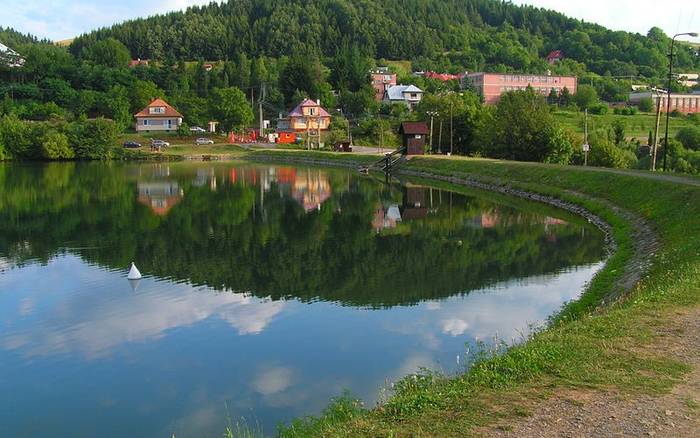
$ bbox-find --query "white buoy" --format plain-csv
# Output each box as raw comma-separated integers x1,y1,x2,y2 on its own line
127,262,142,280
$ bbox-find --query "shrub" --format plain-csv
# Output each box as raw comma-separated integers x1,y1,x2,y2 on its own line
588,103,609,115
68,118,118,160
588,133,635,168
0,114,40,159
41,130,74,160
676,126,700,151
637,97,654,113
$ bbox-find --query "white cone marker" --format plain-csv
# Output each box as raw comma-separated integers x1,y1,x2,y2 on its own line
127,262,142,280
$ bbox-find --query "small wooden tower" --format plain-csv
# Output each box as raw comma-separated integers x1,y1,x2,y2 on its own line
399,122,429,155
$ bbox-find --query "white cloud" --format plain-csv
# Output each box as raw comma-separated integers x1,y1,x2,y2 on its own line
0,256,287,358
251,366,295,396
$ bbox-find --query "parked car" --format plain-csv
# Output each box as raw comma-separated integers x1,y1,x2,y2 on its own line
151,139,170,148
122,141,142,149
190,126,206,133
195,138,215,145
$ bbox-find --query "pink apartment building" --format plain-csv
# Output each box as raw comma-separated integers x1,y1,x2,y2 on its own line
371,69,397,101
462,72,578,105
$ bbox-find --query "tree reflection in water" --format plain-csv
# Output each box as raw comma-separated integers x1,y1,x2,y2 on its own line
0,162,606,308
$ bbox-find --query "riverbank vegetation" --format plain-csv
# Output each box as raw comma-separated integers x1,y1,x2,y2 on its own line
246,150,700,437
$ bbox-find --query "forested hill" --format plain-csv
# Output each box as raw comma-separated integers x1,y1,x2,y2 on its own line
67,0,700,79
0,27,48,48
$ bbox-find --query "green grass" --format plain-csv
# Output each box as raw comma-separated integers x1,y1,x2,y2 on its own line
245,150,700,437
552,110,698,141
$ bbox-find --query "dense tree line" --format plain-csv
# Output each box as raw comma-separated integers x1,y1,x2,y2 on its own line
68,0,700,80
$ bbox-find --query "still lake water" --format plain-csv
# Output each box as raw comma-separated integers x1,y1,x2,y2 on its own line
0,162,606,437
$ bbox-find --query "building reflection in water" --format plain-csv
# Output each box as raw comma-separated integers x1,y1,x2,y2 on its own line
137,181,184,216
229,166,332,213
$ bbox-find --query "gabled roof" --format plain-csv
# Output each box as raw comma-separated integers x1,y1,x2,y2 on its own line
288,99,332,118
546,50,564,59
134,98,183,118
399,121,429,135
386,85,423,100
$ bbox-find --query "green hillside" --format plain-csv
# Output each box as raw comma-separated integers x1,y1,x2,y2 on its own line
68,0,699,80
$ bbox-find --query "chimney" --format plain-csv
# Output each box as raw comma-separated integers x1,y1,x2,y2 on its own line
317,99,321,106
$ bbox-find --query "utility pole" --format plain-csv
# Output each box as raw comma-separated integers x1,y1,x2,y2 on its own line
583,109,589,166
426,111,438,154
379,118,384,154
652,90,663,171
258,83,265,142
449,101,454,155
664,32,699,171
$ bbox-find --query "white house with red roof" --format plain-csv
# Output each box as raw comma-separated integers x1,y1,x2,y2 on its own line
277,99,331,132
134,98,183,132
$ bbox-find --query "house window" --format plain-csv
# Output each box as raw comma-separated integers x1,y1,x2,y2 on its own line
167,120,172,129
309,107,316,116
410,93,417,99
143,120,149,126
149,107,165,115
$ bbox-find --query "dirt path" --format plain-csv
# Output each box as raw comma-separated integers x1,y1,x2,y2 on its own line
485,307,700,438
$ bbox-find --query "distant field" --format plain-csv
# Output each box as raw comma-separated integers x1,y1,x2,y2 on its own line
553,111,698,142
383,60,412,76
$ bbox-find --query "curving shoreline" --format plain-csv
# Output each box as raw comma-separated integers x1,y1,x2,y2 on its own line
240,150,700,437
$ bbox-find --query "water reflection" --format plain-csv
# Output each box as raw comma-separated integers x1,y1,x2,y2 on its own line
0,162,607,437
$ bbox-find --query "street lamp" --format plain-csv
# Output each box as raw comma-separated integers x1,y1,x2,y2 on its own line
663,32,698,172
426,111,439,153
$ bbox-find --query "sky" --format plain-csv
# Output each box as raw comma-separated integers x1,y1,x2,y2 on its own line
1,0,699,42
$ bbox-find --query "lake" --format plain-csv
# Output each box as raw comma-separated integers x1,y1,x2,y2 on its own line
0,162,606,437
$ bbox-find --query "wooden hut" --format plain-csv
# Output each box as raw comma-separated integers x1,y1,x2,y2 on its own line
399,122,429,155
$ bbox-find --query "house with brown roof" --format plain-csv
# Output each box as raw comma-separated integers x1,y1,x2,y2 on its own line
134,98,183,132
277,99,332,132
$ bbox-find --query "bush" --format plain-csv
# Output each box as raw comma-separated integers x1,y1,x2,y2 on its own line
543,127,575,165
41,131,74,160
637,97,654,113
67,118,118,160
588,103,609,115
0,114,40,158
676,126,700,151
588,133,635,168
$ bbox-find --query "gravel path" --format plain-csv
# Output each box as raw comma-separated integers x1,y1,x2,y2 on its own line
485,307,700,438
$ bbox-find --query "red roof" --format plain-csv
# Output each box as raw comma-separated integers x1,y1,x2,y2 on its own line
400,122,429,135
134,98,183,118
424,71,466,81
546,50,564,60
129,59,149,68
288,99,331,118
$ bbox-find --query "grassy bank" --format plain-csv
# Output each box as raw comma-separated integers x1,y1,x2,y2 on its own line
245,150,700,437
